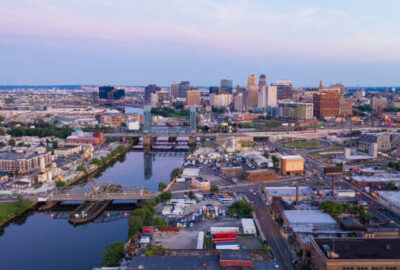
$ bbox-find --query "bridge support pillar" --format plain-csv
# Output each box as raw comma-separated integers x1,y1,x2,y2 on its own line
143,136,154,151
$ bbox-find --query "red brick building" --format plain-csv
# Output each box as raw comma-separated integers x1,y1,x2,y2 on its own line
66,131,104,146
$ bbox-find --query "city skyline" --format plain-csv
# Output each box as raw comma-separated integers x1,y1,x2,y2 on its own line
1,0,400,86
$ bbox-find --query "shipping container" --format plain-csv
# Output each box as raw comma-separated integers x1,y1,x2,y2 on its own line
210,227,239,235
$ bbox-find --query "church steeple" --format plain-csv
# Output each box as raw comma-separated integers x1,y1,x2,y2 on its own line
318,80,323,92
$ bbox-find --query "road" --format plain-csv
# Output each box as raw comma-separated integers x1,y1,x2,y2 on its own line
244,189,296,270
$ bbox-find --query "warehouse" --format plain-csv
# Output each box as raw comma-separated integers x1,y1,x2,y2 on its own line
282,210,338,231
264,186,314,203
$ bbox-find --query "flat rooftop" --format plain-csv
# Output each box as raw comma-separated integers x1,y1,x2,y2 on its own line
283,210,337,225
0,151,43,160
280,155,304,160
265,186,314,197
315,238,400,260
378,191,400,208
352,174,400,182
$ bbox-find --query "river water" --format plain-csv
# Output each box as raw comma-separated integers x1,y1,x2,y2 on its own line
0,151,183,270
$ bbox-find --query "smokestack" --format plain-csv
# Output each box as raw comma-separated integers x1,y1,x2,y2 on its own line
296,185,299,205
331,176,335,197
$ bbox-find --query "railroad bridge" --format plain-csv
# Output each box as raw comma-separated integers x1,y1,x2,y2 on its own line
40,182,159,202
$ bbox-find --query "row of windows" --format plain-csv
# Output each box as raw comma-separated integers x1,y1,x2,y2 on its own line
342,267,397,270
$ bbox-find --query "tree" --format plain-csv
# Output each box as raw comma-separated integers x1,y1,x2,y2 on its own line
52,141,58,149
18,142,24,147
210,185,219,194
170,167,181,181
230,200,253,215
158,182,167,192
188,191,194,198
101,241,125,267
351,130,361,137
271,156,279,168
8,139,15,146
384,181,398,191
128,215,143,236
0,128,5,135
263,151,270,159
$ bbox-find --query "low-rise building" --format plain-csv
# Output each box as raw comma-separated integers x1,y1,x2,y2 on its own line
264,186,314,203
66,130,104,146
282,210,338,232
377,191,400,216
279,155,304,175
278,102,313,120
310,238,400,270
246,169,276,183
358,133,391,151
54,145,82,157
191,177,210,190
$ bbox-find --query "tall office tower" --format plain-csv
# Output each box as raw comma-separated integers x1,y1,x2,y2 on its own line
178,81,190,98
209,86,220,95
266,86,278,108
272,80,293,100
144,84,160,105
258,86,267,109
236,85,244,94
189,106,197,132
170,82,179,98
187,90,201,106
259,74,267,89
234,93,244,112
143,106,152,132
220,79,233,94
246,74,259,109
313,91,340,118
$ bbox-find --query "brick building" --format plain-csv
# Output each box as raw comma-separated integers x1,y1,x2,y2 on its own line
66,130,104,146
313,91,340,118
246,169,276,183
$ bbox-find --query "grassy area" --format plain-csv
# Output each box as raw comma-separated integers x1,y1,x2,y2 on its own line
284,140,321,149
0,200,35,224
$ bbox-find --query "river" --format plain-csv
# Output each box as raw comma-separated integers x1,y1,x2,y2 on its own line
0,151,184,270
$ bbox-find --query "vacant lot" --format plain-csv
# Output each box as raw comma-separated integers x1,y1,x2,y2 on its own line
284,140,321,149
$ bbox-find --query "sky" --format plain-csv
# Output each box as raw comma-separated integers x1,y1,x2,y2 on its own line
1,0,400,87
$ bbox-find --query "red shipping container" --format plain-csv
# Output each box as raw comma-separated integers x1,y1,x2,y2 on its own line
213,238,237,244
142,226,154,234
214,232,236,239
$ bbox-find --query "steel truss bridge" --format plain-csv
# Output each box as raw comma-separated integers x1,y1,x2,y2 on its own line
36,181,159,202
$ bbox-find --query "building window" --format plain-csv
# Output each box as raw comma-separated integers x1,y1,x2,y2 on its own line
386,268,397,270
343,268,354,270
371,268,383,270
357,268,368,270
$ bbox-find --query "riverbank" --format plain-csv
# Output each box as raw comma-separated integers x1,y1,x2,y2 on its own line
1,140,136,226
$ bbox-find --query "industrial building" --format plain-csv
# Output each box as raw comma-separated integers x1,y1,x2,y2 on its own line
358,133,391,151
264,186,314,203
245,169,276,183
278,102,313,120
377,191,400,216
282,210,338,232
66,130,104,146
310,238,400,270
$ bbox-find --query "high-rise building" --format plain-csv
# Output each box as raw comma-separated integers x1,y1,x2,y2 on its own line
210,94,233,108
143,106,152,132
144,84,160,105
209,86,219,95
170,82,179,98
178,81,190,98
246,74,258,109
99,86,125,105
266,86,278,108
258,86,267,109
339,98,353,117
330,83,345,96
234,93,244,112
220,79,233,94
313,91,340,118
272,80,293,100
187,90,201,106
259,74,267,89
278,102,313,120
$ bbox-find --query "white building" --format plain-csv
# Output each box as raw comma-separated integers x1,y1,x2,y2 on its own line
241,218,257,235
210,94,232,108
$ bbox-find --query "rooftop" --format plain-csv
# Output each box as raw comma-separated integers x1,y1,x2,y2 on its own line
0,150,44,160
314,238,400,260
128,255,220,270
265,186,313,197
280,155,304,160
219,250,252,262
352,174,400,182
377,191,400,208
283,210,337,225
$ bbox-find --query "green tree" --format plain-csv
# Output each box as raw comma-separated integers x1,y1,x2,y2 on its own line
158,182,167,192
230,200,253,216
101,241,125,267
384,181,398,191
188,191,194,198
52,141,58,149
271,156,279,168
8,139,15,146
210,185,219,194
263,151,270,159
128,215,144,236
170,167,181,181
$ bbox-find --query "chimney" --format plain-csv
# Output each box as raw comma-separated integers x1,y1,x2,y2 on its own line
296,185,299,205
331,176,335,197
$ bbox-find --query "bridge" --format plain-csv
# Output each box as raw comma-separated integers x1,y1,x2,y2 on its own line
34,182,159,202
105,126,395,139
